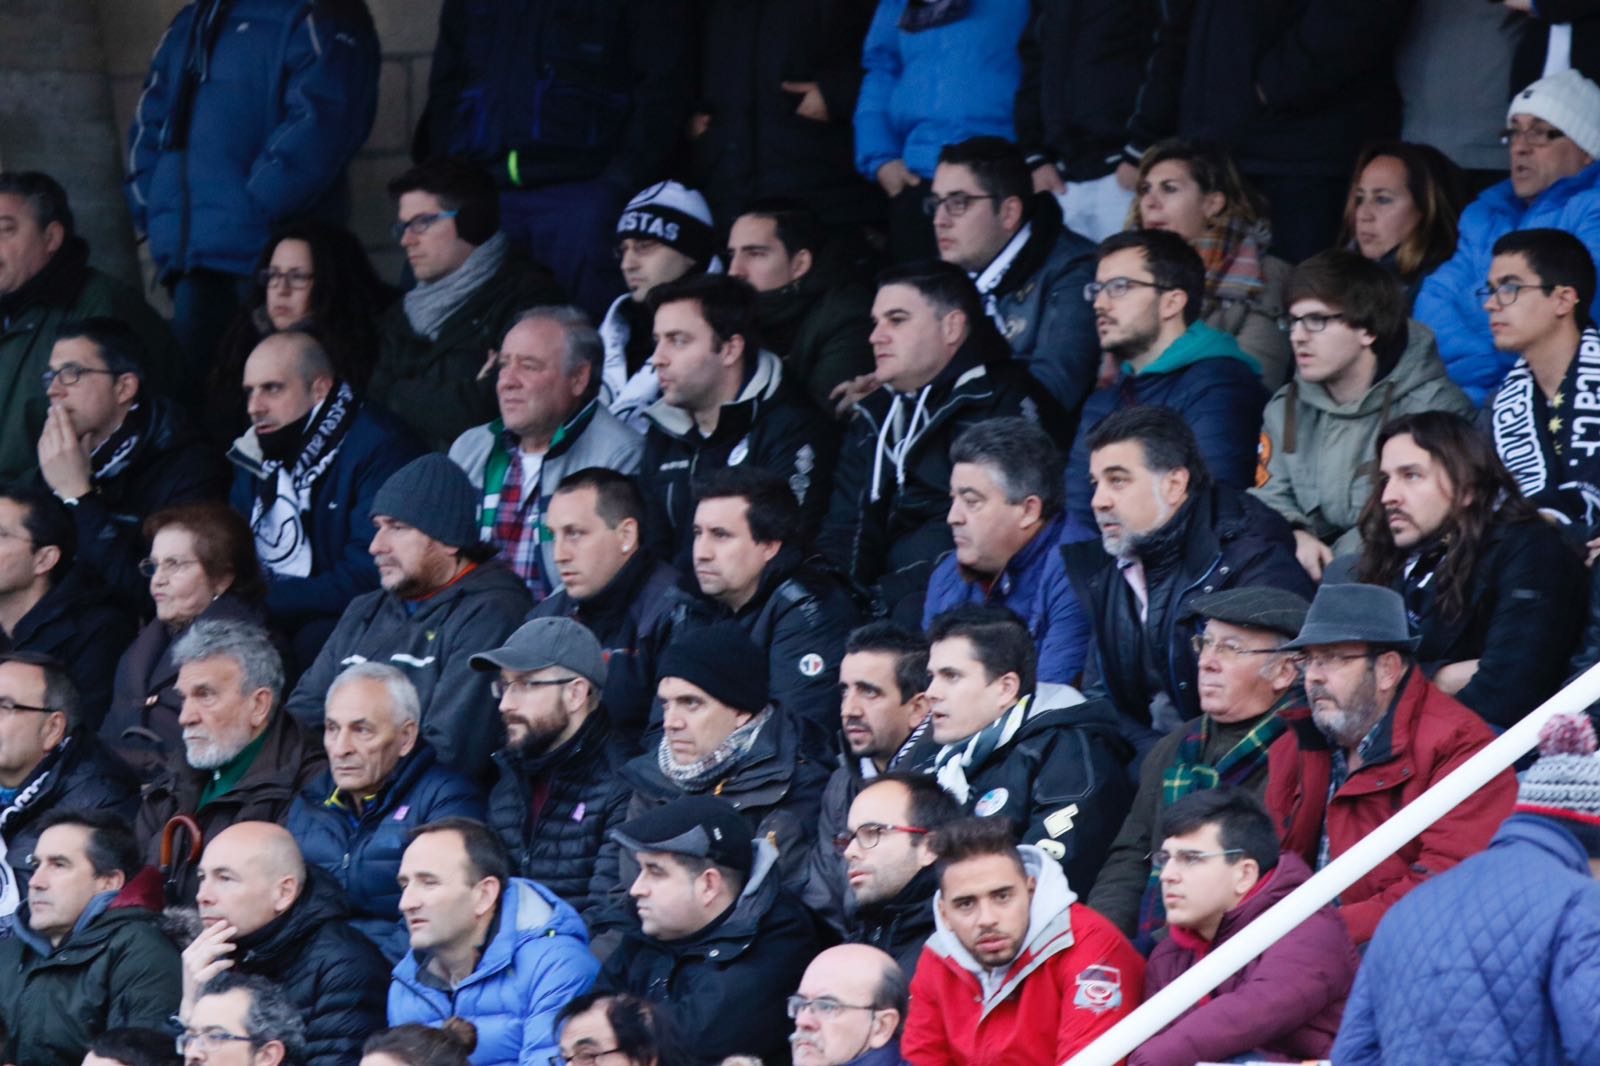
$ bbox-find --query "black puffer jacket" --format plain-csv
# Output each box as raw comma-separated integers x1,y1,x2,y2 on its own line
488,711,632,925
2,567,137,733
0,730,139,896
232,865,391,1066
846,864,937,978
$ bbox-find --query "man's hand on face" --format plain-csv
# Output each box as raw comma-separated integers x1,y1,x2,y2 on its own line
36,403,93,500
179,921,238,1020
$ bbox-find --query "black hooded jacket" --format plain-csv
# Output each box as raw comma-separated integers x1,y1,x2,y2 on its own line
2,567,137,733
0,730,140,897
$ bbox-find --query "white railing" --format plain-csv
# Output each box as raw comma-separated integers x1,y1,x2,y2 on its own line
1063,660,1600,1066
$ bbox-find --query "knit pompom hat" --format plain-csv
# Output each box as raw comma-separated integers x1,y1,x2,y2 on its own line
1517,713,1600,856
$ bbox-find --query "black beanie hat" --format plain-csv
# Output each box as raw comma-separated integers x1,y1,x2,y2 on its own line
657,622,768,714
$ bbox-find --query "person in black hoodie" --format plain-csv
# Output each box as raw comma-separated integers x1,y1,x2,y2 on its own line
0,484,135,731
179,822,390,1066
818,261,1069,623
0,653,139,898
36,318,226,617
637,274,839,574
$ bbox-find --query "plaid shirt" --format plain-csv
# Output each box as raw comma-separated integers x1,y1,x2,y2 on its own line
487,439,549,600
1318,717,1386,873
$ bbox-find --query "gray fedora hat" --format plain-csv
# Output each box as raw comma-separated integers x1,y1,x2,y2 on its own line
1279,583,1421,652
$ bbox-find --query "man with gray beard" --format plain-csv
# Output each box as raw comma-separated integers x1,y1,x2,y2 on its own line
136,620,325,902
1264,584,1516,946
1062,406,1311,754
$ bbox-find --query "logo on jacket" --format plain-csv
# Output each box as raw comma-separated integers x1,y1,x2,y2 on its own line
729,438,751,465
1003,315,1026,340
973,787,1009,817
798,653,824,677
1255,431,1272,488
1073,965,1124,1015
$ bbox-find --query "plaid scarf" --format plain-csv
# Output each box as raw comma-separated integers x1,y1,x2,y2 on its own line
1191,216,1269,319
656,708,772,792
1135,699,1291,938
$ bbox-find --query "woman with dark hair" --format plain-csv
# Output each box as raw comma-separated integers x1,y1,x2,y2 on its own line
1340,141,1466,303
552,993,690,1066
1128,139,1293,389
361,1019,477,1066
101,502,270,779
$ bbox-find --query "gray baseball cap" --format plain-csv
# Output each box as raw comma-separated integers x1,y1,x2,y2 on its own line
469,617,608,688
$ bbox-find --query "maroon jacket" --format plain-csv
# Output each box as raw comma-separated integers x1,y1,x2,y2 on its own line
1130,853,1358,1066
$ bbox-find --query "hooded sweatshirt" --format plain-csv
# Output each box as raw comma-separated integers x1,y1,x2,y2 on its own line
902,844,1145,1066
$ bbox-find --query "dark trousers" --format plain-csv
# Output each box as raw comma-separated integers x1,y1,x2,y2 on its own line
1248,172,1350,265
169,269,252,389
500,179,630,322
887,185,940,264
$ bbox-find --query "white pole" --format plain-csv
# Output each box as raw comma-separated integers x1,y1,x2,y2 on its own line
1063,660,1600,1066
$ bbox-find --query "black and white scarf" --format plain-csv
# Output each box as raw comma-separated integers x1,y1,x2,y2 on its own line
933,695,1033,804
971,221,1031,333
246,381,358,578
1489,326,1600,527
90,401,148,483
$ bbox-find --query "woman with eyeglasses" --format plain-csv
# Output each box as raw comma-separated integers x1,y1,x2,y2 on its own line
361,1019,478,1066
102,503,270,780
1126,139,1294,390
1338,141,1465,306
550,993,688,1066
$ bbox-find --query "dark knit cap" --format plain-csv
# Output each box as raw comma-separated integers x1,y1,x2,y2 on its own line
370,454,481,550
657,622,768,714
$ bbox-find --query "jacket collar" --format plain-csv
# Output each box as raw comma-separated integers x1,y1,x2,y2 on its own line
989,193,1066,301
0,237,90,324
577,550,665,626
504,705,611,779
642,349,786,441
494,396,602,463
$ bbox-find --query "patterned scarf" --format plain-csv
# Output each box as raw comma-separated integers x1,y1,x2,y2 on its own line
934,695,1033,804
1191,216,1269,319
656,707,771,792
247,381,358,578
403,232,509,340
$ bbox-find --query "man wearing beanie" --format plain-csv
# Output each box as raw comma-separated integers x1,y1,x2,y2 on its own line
372,159,565,451
596,794,828,1065
591,621,830,930
601,181,723,428
284,454,531,779
1418,68,1600,403
1337,713,1600,1066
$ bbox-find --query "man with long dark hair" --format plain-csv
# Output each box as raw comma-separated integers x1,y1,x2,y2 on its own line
1350,409,1586,729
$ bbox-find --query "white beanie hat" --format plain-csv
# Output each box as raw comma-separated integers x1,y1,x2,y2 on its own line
1508,69,1600,159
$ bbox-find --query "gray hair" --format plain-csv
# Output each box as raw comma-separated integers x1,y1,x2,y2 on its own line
949,417,1066,519
198,972,306,1064
171,620,285,704
514,305,604,390
325,661,422,728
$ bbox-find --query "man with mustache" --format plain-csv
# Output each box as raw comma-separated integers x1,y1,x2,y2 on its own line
1266,583,1517,945
787,944,911,1066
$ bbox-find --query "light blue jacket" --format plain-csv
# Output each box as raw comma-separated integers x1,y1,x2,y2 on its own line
853,0,1029,180
388,878,599,1066
1415,160,1600,403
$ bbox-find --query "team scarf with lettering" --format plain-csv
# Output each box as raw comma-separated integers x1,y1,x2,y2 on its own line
247,382,358,578
1489,326,1600,527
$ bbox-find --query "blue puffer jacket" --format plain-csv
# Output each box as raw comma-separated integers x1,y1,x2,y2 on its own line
854,0,1029,180
285,748,486,961
1066,322,1266,523
388,877,600,1066
1415,161,1600,404
1334,814,1600,1066
125,0,380,278
923,512,1099,684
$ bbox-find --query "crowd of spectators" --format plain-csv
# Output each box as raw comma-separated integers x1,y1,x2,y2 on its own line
3,1,1600,1064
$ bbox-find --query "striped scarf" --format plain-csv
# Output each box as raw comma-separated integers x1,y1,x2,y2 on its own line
1191,216,1270,319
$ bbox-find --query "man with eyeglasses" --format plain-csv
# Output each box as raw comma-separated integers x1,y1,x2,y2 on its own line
35,318,225,616
1088,587,1306,944
472,619,630,930
0,811,179,1066
596,795,825,1066
1418,69,1600,403
372,160,564,451
177,972,304,1066
0,653,138,903
787,944,910,1066
1265,583,1517,945
902,816,1144,1066
1128,788,1357,1066
230,331,422,670
1251,249,1471,581
927,138,1099,418
283,454,531,780
1064,230,1267,523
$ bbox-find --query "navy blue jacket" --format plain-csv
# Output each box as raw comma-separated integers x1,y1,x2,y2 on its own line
284,748,485,960
125,0,380,278
1336,814,1600,1066
924,512,1097,685
230,402,424,631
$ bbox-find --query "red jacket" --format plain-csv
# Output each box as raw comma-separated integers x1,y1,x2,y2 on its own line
903,846,1146,1066
1265,668,1515,943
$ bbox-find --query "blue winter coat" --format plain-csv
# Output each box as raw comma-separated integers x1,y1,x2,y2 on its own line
125,0,380,278
1066,322,1267,523
388,878,600,1066
229,402,424,630
923,512,1098,684
1334,814,1600,1066
854,0,1029,180
1416,160,1600,404
285,749,486,961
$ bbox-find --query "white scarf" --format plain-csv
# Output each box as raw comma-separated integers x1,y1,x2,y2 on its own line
934,695,1033,804
970,221,1032,331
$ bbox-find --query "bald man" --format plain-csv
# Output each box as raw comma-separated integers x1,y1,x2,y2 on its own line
228,331,422,669
788,945,910,1066
181,822,389,1066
